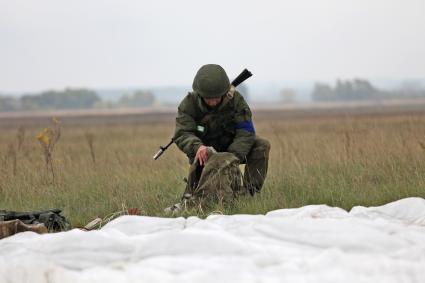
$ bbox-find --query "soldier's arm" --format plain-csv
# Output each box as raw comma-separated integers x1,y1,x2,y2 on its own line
173,95,203,161
227,93,256,161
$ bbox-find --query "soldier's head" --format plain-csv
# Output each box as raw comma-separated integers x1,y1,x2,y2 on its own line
192,64,230,107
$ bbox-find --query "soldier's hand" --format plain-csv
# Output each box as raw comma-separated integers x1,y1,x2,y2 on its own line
195,145,208,166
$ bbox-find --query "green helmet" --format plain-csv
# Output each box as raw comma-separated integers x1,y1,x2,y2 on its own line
192,64,230,98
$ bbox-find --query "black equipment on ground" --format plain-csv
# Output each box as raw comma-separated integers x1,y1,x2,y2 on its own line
0,209,71,232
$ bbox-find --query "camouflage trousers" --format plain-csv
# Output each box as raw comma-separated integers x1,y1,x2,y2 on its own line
184,137,270,204
241,137,271,195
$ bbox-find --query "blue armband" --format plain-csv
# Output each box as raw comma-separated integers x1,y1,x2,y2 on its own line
236,121,255,133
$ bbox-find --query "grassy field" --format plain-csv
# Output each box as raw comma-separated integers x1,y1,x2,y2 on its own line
1,107,425,227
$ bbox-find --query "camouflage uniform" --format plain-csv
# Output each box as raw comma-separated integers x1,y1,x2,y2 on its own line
174,64,270,198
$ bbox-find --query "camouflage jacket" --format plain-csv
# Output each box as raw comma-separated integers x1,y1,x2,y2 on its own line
174,91,255,163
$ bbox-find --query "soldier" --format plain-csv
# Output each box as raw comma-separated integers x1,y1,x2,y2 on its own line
173,64,270,205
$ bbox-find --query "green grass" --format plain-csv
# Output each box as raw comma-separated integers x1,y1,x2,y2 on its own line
1,113,425,227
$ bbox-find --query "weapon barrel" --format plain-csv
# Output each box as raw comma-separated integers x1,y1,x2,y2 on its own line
153,138,174,160
153,149,165,160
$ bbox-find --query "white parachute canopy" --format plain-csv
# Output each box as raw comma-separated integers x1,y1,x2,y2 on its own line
1,197,425,283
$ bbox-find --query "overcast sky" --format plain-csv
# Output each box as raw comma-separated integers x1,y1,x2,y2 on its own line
1,0,424,92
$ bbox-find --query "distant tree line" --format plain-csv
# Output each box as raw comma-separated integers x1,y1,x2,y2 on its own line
0,88,100,112
0,88,156,112
22,88,100,110
312,79,425,102
0,96,20,112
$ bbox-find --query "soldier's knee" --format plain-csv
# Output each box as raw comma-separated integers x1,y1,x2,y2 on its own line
249,137,270,159
255,138,271,154
259,138,271,152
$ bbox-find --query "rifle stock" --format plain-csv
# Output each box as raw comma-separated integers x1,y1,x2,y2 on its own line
231,69,252,87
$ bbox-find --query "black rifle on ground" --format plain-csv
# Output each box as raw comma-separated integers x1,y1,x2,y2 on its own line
153,68,253,160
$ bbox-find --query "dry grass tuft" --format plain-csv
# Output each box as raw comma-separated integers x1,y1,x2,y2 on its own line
36,118,61,182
